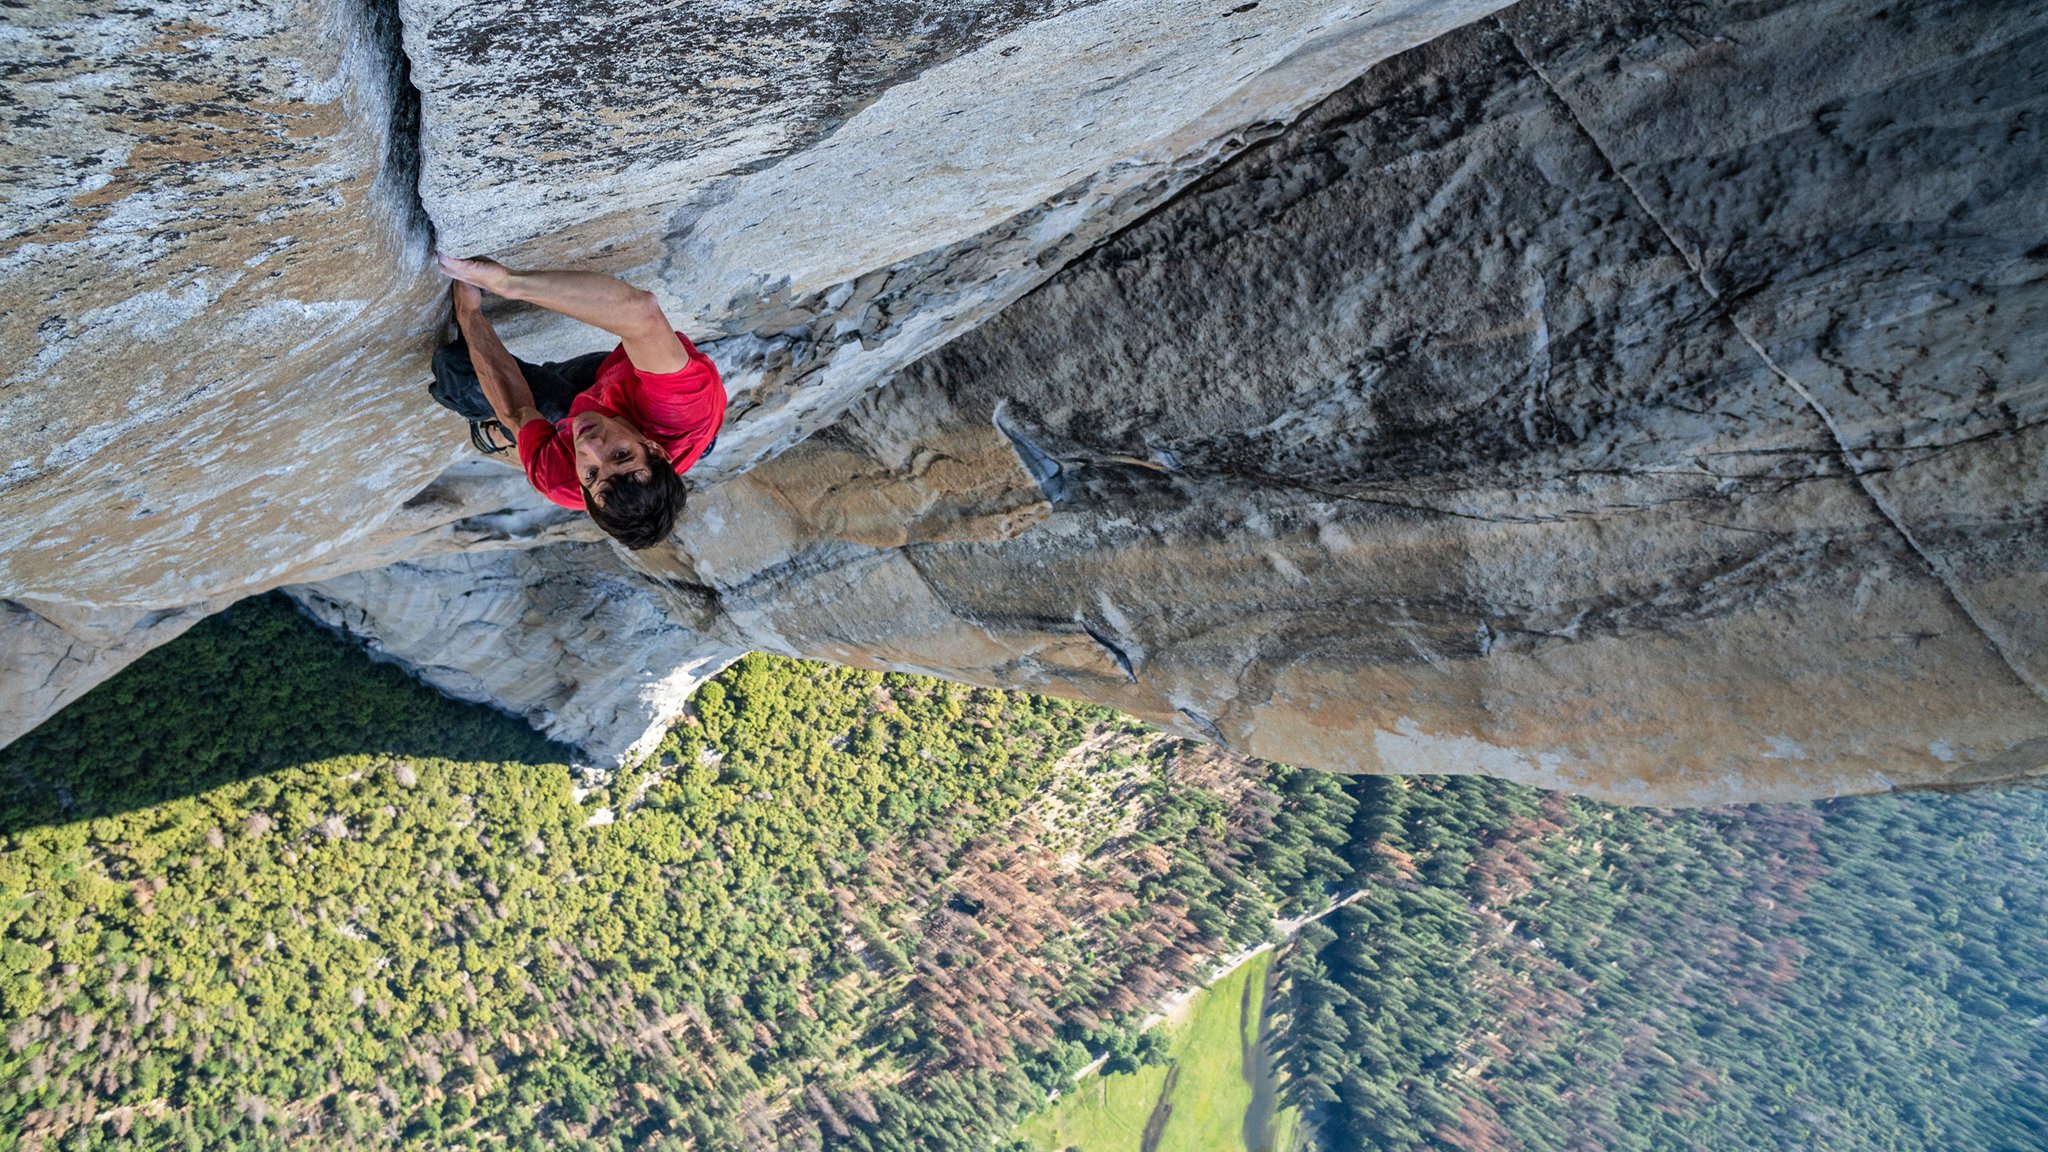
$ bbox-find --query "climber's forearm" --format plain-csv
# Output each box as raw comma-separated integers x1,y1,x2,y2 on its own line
440,254,691,375
496,269,651,334
454,292,542,430
498,269,692,375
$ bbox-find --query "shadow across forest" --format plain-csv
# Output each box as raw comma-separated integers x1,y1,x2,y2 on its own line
0,593,573,835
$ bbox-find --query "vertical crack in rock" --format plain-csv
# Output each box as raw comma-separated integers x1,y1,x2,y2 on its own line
1500,18,2048,706
357,0,434,256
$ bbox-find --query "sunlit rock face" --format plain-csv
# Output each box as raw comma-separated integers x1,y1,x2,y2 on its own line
0,0,492,744
0,0,452,610
6,0,2044,803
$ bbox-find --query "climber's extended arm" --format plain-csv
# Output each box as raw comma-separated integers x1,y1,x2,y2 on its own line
438,255,691,376
451,281,543,433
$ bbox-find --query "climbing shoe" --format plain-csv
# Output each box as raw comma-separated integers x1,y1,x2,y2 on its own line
469,418,513,456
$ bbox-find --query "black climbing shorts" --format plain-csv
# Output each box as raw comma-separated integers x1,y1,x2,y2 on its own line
426,339,611,426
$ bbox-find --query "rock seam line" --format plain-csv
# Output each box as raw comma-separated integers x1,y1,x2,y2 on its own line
1500,18,2048,706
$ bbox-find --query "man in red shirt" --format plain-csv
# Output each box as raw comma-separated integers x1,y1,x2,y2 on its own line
430,254,725,550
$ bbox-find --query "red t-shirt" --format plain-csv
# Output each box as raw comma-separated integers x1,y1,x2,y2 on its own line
517,332,725,510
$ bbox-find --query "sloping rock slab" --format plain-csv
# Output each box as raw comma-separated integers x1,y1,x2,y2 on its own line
0,0,461,608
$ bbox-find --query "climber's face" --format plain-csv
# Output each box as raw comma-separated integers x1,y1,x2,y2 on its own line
571,410,655,508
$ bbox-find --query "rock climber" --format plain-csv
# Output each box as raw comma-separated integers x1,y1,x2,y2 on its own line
428,254,725,551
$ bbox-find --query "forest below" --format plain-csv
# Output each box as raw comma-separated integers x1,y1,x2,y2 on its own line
1263,772,2047,1150
0,596,2042,1151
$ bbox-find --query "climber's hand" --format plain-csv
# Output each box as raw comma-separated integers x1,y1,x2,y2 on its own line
437,253,510,295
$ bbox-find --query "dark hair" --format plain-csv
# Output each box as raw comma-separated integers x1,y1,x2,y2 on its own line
584,451,686,550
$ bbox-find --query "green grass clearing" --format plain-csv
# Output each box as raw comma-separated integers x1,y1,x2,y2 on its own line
1262,1104,1300,1152
1018,950,1299,1152
1018,1057,1174,1152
